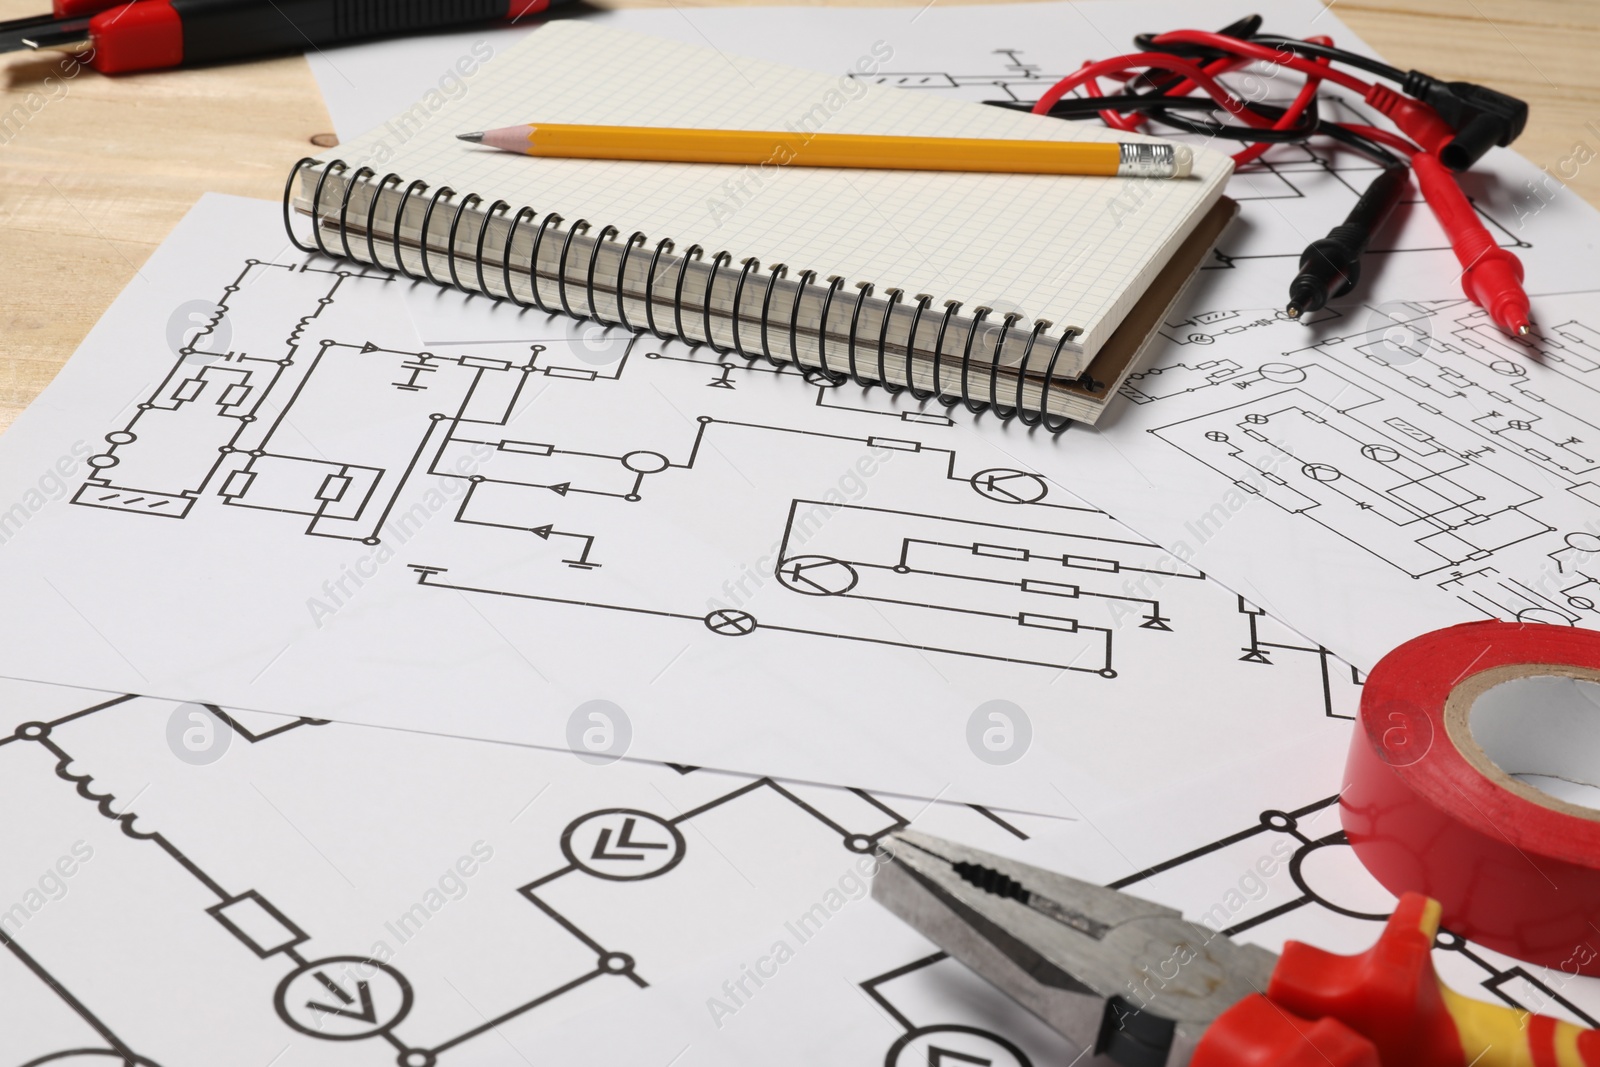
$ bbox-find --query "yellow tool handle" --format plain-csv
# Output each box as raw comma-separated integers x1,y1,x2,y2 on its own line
1444,986,1600,1067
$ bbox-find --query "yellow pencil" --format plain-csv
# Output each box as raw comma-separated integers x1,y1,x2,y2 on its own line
457,124,1194,178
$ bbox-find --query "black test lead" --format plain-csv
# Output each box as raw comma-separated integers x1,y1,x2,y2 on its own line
1286,165,1410,320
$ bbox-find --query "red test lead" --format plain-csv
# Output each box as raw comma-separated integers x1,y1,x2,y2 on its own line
1410,151,1532,336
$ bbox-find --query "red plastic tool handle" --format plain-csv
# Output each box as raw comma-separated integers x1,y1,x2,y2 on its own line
1196,893,1600,1067
1266,894,1465,1067
54,0,123,16
1192,996,1380,1067
87,0,182,74
81,0,557,74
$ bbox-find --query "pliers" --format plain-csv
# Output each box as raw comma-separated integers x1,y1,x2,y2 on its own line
873,829,1600,1067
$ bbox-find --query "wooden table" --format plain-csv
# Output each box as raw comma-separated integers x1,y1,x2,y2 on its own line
2,0,1596,431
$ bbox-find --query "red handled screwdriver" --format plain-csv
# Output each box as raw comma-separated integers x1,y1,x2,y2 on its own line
0,0,571,75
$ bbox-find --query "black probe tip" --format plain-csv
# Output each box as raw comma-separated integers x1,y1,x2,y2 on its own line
1286,234,1361,320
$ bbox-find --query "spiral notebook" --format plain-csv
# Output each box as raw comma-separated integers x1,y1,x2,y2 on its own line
284,21,1235,425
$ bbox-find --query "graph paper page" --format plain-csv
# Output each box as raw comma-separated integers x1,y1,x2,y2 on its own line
327,20,1232,357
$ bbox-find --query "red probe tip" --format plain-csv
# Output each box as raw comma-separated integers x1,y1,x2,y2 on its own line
1462,250,1533,338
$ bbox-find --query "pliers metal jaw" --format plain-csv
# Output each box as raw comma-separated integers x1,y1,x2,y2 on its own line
872,829,1277,1067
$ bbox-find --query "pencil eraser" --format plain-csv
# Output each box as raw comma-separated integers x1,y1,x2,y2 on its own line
1172,145,1194,179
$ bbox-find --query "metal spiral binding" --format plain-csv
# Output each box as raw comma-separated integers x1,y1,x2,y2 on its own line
957,306,992,416
702,251,734,355
642,237,676,341
500,207,537,309
528,213,564,315
334,165,373,262
584,225,620,325
930,301,963,406
391,180,427,278
614,232,649,333
446,193,483,293
417,186,457,287
364,173,402,269
901,295,939,403
672,244,704,346
758,263,789,368
814,276,850,386
474,200,511,298
873,288,905,396
998,319,1047,421
986,314,1024,416
554,219,590,319
282,157,1083,430
728,257,763,361
845,281,873,386
787,268,818,374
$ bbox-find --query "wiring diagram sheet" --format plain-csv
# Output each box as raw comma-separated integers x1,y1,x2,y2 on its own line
0,195,1362,816
1072,289,1600,668
3,679,1596,1067
309,0,1600,670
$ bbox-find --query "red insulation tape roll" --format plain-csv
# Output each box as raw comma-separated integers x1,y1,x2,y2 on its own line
1343,621,1600,975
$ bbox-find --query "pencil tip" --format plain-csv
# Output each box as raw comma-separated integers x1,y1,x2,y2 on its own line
457,131,485,144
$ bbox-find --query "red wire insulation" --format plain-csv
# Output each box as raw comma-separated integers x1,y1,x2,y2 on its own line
1084,55,1247,133
1031,31,1425,163
1030,34,1437,169
1342,124,1425,158
1148,29,1375,95
1032,28,1532,337
1031,52,1266,126
1079,63,1144,131
1035,48,1341,166
1232,52,1328,167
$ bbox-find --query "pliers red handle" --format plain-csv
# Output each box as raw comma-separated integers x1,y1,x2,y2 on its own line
1197,893,1600,1067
